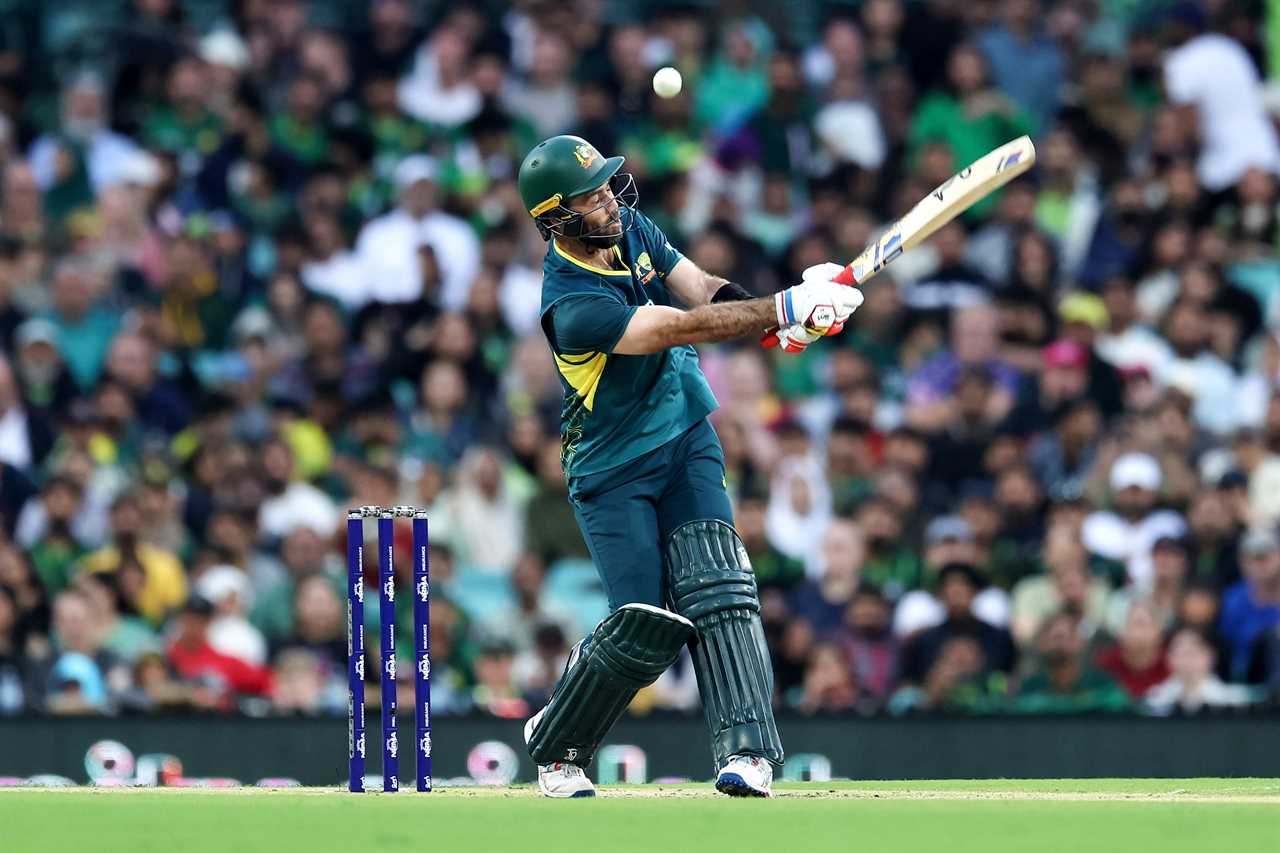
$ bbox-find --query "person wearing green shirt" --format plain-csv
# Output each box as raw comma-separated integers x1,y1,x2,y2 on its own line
269,76,331,166
909,44,1033,218
1011,610,1133,713
141,57,226,165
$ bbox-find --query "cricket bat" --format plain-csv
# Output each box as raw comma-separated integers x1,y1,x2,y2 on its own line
834,135,1036,286
763,135,1036,349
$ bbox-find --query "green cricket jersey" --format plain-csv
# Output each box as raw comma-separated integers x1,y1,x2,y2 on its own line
539,207,718,478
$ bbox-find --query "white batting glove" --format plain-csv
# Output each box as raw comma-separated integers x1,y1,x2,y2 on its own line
763,263,863,353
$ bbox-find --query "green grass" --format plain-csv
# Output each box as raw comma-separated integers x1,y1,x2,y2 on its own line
2,780,1276,853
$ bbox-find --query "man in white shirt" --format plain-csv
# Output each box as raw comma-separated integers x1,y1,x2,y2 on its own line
1082,453,1187,590
28,73,141,195
256,438,338,541
1096,276,1174,377
354,155,480,310
397,26,482,129
1162,9,1280,191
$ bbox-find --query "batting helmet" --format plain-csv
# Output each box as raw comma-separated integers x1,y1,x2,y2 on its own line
518,135,637,242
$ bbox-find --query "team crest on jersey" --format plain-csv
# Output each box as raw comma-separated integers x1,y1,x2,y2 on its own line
574,143,597,169
634,251,655,284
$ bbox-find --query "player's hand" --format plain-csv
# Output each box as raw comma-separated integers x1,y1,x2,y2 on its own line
763,263,862,353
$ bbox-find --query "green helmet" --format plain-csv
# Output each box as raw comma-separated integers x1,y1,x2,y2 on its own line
518,135,631,241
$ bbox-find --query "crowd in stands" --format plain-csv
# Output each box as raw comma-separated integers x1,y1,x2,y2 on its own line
0,0,1279,719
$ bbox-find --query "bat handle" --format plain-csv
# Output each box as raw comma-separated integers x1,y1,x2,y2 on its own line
833,265,857,286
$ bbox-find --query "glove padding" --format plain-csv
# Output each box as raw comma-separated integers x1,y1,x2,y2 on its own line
763,262,862,353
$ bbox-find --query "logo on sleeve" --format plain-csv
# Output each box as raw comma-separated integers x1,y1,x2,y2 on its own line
634,252,655,284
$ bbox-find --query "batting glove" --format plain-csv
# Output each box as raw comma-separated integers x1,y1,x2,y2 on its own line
763,262,863,354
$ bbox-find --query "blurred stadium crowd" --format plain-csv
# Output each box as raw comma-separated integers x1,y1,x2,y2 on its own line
0,0,1279,720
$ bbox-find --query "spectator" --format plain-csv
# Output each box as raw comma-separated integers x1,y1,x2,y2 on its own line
855,497,922,601
103,332,191,436
1082,452,1187,590
1028,396,1101,502
277,574,347,672
256,437,339,541
890,632,1007,713
1106,536,1190,635
834,583,901,704
1218,527,1280,681
765,455,833,569
195,564,267,666
73,571,158,664
1096,599,1171,699
899,562,1017,685
354,155,480,310
442,447,525,573
41,589,129,714
141,55,225,166
470,638,526,719
1146,627,1259,715
1161,4,1280,192
1011,610,1131,713
44,260,119,392
29,72,141,199
399,26,482,129
895,516,1010,635
0,354,53,473
512,621,570,710
1010,530,1111,647
905,304,1020,433
791,640,860,714
481,554,576,649
975,0,1065,132
12,319,79,416
787,519,865,636
523,441,592,568
736,489,805,591
909,42,1032,200
80,491,187,625
0,585,30,713
504,30,577,139
167,596,273,706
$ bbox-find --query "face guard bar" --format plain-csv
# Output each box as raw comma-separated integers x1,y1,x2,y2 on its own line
534,173,639,246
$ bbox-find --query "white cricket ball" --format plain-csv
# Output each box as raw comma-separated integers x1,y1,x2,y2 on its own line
652,66,682,98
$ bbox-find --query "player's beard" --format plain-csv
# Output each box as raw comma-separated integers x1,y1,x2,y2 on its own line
580,215,624,249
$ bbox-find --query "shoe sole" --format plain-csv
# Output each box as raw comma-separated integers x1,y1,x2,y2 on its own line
537,776,596,799
715,773,770,798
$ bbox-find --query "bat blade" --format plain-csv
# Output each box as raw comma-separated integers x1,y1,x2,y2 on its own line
832,135,1036,286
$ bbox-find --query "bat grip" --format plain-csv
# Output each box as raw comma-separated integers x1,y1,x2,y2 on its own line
833,265,857,286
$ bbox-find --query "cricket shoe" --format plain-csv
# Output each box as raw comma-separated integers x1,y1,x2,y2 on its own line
715,755,772,797
524,705,596,798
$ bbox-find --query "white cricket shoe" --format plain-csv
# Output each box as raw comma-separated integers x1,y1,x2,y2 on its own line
535,761,597,798
524,705,596,798
715,755,773,797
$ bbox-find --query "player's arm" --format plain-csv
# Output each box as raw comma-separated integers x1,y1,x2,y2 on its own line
614,300,775,354
614,278,864,355
663,257,735,308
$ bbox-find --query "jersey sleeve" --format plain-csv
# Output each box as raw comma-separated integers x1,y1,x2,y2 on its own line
544,294,638,356
633,210,683,277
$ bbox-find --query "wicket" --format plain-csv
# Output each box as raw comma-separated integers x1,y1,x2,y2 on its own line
347,506,431,793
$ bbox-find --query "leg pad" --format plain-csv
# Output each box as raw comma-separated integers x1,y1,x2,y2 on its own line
666,519,785,770
526,603,694,767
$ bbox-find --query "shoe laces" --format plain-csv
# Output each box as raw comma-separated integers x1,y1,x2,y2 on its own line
551,763,585,778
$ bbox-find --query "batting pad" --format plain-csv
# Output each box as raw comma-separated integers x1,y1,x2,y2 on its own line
526,603,694,768
666,520,785,771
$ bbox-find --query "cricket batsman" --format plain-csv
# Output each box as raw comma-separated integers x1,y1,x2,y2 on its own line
517,136,863,797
